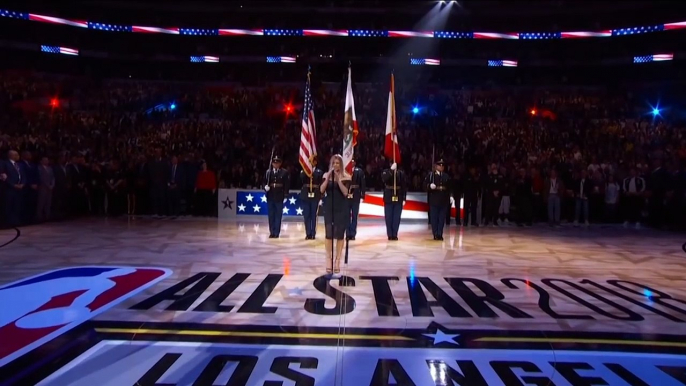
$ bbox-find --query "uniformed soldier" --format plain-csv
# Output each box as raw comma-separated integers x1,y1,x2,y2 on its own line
346,159,366,241
264,156,290,238
425,159,454,240
381,161,407,241
300,156,324,240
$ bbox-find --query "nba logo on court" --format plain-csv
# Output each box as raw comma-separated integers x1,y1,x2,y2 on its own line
0,266,171,367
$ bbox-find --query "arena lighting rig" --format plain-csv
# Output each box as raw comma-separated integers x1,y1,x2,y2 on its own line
2,8,686,40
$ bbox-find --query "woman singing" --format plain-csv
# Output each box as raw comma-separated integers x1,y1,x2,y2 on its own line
320,154,351,274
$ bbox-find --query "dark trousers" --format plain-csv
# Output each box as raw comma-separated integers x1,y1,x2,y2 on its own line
624,195,642,223
22,188,37,224
195,190,213,216
430,204,448,237
168,188,181,216
302,199,318,237
4,189,22,227
150,185,166,216
485,194,501,225
268,200,284,236
348,199,361,237
384,202,402,238
517,197,533,225
463,195,478,225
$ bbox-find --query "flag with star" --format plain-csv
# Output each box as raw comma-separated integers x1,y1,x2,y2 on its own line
235,191,305,216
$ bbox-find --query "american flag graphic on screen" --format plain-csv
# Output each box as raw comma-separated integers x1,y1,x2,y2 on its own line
40,45,79,56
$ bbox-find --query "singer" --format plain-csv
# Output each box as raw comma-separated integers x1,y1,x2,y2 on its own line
320,154,351,274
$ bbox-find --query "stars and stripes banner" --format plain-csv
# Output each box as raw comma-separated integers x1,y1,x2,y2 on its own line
190,55,219,63
40,45,79,56
342,65,359,175
266,56,296,63
409,58,440,66
299,68,318,177
488,60,518,67
234,191,304,216
218,189,463,220
633,53,674,63
4,8,685,41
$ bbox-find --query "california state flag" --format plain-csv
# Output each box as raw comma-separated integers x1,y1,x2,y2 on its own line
342,65,359,174
384,73,401,164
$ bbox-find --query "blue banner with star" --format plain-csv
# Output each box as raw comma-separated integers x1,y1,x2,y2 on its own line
235,191,305,216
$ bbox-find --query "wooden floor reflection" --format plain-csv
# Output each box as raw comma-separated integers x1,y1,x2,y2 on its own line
1,217,685,336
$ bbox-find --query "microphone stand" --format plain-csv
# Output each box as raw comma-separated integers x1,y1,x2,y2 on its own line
329,170,335,275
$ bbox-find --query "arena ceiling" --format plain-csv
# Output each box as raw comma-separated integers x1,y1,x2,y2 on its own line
10,0,686,30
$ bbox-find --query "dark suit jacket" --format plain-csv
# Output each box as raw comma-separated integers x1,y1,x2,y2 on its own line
4,160,23,185
572,178,594,199
168,164,185,187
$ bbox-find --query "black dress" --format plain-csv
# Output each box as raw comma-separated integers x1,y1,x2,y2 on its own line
323,179,351,240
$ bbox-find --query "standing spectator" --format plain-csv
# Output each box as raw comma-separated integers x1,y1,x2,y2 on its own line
573,169,592,226
622,167,645,229
20,150,38,224
514,167,533,226
498,166,512,225
106,160,126,216
89,163,105,216
484,163,503,226
604,174,620,223
648,158,670,229
148,147,169,217
462,166,480,227
125,160,137,215
3,150,23,227
544,169,564,227
36,156,55,222
194,161,216,217
167,155,184,217
68,155,89,216
52,154,70,220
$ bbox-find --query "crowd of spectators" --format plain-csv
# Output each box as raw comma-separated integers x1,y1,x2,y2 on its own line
1,70,685,230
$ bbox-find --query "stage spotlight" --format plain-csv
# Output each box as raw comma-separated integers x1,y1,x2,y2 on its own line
652,107,660,116
50,98,59,108
530,108,537,116
285,104,293,113
170,103,176,110
412,107,419,114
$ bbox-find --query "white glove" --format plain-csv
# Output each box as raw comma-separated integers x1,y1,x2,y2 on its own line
264,185,270,191
283,198,287,203
391,163,397,171
430,183,436,190
450,197,455,206
319,199,323,206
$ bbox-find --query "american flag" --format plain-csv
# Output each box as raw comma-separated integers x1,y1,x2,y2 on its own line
236,191,304,216
299,68,318,177
487,60,518,67
40,45,79,56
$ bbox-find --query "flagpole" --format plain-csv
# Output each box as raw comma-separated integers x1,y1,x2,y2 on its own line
307,66,314,194
391,71,397,198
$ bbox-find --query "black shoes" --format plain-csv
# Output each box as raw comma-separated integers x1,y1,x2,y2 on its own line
433,235,444,241
270,234,279,239
346,236,355,241
305,235,316,240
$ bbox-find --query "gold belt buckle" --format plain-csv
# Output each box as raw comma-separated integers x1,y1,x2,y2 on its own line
392,196,398,202
347,194,353,199
308,192,315,198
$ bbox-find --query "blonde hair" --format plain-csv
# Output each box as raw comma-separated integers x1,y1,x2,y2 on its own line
329,154,351,180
